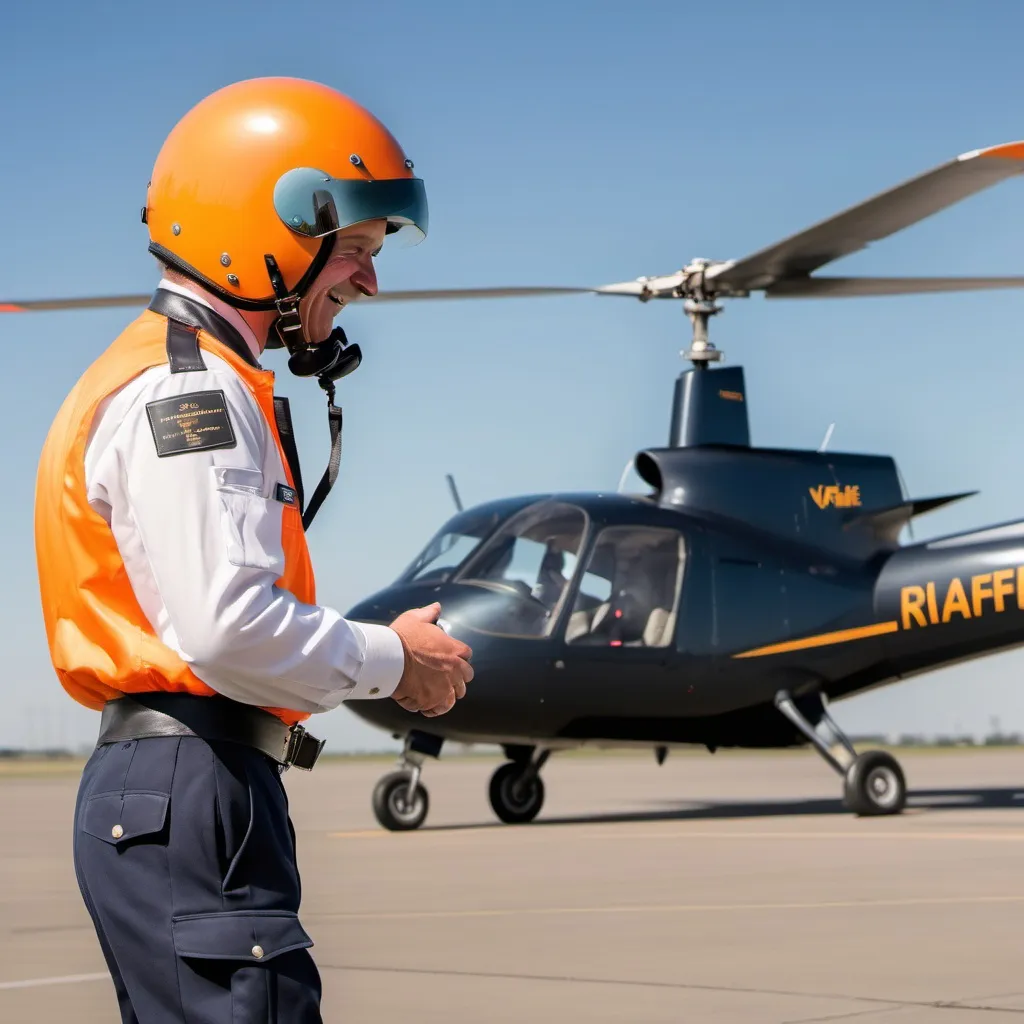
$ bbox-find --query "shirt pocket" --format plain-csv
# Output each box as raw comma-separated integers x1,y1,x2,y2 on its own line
213,467,283,573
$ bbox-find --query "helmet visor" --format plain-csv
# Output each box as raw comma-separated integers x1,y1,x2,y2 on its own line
274,167,428,247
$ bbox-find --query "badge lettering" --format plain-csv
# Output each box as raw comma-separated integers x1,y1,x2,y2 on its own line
146,390,236,457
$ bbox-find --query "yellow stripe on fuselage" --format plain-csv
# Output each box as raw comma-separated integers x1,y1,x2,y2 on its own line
732,620,898,659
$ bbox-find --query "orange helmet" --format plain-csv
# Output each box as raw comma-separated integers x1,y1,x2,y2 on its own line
144,77,427,314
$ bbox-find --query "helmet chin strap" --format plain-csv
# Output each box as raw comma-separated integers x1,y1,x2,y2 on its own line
262,251,362,531
263,252,362,380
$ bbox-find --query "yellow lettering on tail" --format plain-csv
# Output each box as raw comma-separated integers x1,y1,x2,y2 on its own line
809,484,862,509
900,585,928,629
901,566,1023,630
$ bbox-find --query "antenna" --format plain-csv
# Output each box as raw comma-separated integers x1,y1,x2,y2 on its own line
895,463,915,543
445,473,463,512
617,457,635,493
818,423,836,452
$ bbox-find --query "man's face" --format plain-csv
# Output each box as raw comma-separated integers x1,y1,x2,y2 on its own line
299,218,387,343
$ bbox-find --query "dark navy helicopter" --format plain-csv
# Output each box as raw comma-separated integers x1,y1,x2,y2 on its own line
338,140,1024,829
8,141,1024,831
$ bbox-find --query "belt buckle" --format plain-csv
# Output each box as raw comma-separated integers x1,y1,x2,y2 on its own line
284,724,325,772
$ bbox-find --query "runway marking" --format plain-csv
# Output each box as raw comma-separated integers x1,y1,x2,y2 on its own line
311,892,1024,923
317,962,1024,1017
593,828,1024,842
0,972,107,991
328,827,1024,844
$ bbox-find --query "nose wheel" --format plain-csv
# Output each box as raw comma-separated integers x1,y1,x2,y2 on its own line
775,690,907,816
372,770,429,831
371,730,443,832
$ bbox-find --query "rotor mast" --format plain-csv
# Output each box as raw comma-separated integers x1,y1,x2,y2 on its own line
680,258,725,367
683,296,722,366
659,261,749,448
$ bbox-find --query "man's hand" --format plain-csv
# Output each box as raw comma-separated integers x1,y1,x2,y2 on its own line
389,603,473,716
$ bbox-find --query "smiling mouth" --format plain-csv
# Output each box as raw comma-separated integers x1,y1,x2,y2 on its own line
328,291,347,308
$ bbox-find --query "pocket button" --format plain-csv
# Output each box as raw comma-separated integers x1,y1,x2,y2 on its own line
252,945,264,959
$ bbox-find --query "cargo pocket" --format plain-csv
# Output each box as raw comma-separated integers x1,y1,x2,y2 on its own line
172,910,315,1021
80,791,170,846
172,909,313,961
214,466,283,573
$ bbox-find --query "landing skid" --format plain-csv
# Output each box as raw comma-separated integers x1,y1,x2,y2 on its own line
775,690,907,816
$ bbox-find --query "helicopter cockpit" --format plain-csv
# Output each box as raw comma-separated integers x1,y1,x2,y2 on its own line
398,499,685,646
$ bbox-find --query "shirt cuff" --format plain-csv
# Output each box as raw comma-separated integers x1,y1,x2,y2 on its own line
345,622,406,700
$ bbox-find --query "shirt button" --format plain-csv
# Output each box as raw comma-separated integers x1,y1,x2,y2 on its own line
252,945,264,959
368,687,380,696
111,825,124,839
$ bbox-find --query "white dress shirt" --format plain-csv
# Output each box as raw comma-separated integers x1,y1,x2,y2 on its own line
81,277,405,713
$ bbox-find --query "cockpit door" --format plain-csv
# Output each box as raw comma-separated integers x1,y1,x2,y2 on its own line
544,524,690,722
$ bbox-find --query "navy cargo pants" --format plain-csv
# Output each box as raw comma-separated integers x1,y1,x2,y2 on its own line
73,735,323,1022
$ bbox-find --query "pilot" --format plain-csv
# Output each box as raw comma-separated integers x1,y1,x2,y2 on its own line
533,548,568,610
33,77,473,1023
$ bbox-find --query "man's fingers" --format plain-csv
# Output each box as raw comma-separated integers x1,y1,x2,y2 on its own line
451,639,473,661
421,689,456,717
405,602,441,623
452,678,467,701
458,658,475,684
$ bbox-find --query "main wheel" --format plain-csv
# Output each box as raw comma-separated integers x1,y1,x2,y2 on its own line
843,750,906,816
372,771,429,831
488,761,545,824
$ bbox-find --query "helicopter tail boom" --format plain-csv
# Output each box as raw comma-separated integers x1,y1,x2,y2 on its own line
873,519,1024,677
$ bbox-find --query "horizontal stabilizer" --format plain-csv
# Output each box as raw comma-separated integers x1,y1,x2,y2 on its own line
844,491,977,541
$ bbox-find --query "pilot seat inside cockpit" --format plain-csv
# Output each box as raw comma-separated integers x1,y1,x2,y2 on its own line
565,527,682,648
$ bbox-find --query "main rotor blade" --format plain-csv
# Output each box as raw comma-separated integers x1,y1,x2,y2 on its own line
590,273,687,299
361,285,595,302
0,285,595,313
0,293,153,313
708,141,1024,293
765,275,1024,298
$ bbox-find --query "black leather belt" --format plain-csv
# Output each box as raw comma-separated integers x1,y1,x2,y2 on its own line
97,692,325,771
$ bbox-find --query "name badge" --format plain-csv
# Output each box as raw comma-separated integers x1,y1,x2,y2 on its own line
146,390,236,458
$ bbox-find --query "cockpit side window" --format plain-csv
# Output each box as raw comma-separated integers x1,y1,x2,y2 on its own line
565,526,686,648
452,502,588,638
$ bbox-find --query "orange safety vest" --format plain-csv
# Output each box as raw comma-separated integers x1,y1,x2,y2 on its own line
34,300,314,728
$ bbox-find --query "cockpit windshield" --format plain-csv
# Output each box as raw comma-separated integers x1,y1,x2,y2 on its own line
451,501,588,638
399,507,504,584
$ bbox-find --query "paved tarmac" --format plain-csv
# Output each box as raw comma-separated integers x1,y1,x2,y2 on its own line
4,747,1024,1022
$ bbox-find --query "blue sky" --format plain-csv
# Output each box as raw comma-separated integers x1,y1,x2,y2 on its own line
4,0,1024,752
